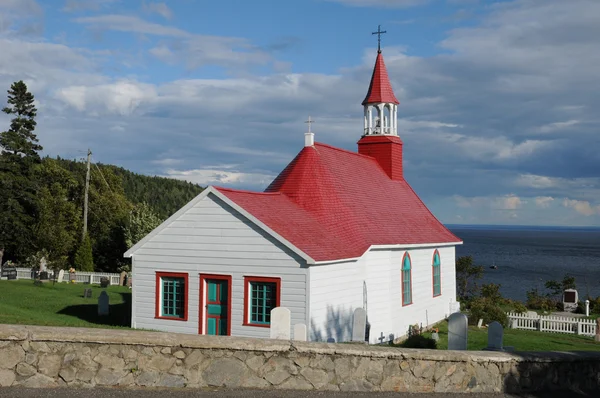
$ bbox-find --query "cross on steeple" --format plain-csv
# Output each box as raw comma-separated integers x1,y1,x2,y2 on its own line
372,24,387,53
305,116,315,133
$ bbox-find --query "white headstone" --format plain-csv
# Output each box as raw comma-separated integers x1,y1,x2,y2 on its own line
431,332,439,341
98,291,109,316
293,323,307,342
270,307,291,340
351,308,367,342
585,300,590,317
486,321,504,351
477,318,483,329
449,301,461,314
57,270,65,283
526,311,538,318
39,257,47,272
448,312,468,350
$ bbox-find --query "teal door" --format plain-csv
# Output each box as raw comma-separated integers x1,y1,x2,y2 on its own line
206,279,229,335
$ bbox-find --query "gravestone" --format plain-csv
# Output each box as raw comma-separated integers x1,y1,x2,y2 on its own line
351,308,367,342
127,274,132,289
83,288,93,298
120,271,127,286
477,319,483,329
39,257,47,273
326,338,336,343
448,312,468,350
449,301,461,314
269,307,291,340
526,311,538,318
431,331,439,341
563,289,578,312
486,321,504,351
69,271,76,283
57,270,65,283
98,291,109,316
595,318,600,343
293,323,307,342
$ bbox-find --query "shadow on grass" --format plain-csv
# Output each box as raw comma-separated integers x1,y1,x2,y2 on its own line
57,291,131,327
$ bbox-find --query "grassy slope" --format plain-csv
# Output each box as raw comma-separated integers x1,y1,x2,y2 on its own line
0,280,131,329
421,319,600,351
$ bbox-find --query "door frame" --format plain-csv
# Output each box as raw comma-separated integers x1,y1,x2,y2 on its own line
198,274,232,336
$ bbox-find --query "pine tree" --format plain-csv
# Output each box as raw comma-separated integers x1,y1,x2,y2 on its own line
74,233,94,272
0,81,42,262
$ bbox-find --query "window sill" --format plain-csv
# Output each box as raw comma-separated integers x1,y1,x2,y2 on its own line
155,316,187,321
402,302,413,307
243,322,271,328
433,293,442,298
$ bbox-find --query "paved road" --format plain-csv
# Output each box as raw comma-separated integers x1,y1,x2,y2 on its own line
0,388,593,398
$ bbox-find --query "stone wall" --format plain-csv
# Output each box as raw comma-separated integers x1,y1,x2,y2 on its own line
1,324,599,393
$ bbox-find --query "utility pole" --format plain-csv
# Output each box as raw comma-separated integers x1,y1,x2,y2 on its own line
82,148,92,241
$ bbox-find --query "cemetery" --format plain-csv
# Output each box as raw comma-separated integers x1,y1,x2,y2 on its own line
0,280,131,329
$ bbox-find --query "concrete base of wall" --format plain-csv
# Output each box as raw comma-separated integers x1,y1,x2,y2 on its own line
1,325,599,393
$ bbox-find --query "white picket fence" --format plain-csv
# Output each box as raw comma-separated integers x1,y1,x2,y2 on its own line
507,312,597,337
14,267,121,286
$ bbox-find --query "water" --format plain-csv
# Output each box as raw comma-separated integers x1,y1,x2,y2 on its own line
448,225,600,302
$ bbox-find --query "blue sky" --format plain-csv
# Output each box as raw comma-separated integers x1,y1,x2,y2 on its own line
1,0,600,227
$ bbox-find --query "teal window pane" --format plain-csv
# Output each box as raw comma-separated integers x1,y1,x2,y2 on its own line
402,256,412,305
250,282,276,324
162,277,185,318
433,253,441,296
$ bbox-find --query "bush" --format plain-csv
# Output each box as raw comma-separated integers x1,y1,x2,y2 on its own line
481,283,503,302
468,297,509,327
401,334,437,349
526,288,555,311
509,300,527,314
74,234,94,272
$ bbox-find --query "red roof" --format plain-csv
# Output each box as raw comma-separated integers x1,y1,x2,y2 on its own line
215,143,461,262
362,51,400,105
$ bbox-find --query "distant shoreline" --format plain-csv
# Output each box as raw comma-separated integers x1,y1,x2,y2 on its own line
446,224,600,232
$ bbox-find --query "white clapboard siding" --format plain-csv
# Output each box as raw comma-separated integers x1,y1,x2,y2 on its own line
132,192,307,339
308,245,457,344
309,260,364,342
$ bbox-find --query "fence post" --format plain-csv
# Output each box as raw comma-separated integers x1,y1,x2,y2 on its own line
537,316,542,332
576,322,581,335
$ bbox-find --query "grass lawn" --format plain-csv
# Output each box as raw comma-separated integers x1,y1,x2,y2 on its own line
0,279,132,329
419,319,600,352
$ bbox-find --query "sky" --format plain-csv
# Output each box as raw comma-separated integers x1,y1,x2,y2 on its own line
0,0,599,227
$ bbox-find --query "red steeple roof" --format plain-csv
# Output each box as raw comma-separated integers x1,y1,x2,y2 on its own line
215,143,461,262
362,51,399,105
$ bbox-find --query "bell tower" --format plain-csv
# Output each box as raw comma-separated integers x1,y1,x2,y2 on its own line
362,25,399,136
358,26,404,181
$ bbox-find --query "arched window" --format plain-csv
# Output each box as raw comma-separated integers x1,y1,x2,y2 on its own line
433,250,441,297
402,253,412,306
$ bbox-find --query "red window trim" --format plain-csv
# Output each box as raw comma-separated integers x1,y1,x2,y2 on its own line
401,252,413,307
155,272,189,321
198,274,232,336
243,276,281,328
432,249,442,298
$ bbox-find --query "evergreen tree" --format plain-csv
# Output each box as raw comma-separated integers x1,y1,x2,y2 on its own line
0,81,42,262
74,233,94,272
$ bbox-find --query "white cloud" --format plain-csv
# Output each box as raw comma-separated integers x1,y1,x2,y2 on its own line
74,15,188,37
562,198,600,216
535,196,554,208
62,0,118,12
536,120,580,134
325,0,429,8
163,166,275,187
55,81,157,116
143,2,172,20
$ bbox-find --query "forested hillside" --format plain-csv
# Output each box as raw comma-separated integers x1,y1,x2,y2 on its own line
0,80,204,273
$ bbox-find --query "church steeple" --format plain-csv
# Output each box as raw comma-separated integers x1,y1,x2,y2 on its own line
362,25,399,136
358,26,404,181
